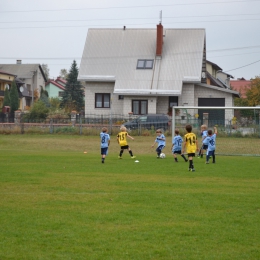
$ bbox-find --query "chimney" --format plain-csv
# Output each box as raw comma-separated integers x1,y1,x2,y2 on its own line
123,26,126,30
156,23,163,56
17,60,22,64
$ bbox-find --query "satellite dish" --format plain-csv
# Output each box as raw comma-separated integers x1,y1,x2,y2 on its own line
5,84,9,90
20,86,24,92
201,72,206,79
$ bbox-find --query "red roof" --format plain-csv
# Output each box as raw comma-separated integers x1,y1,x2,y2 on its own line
230,79,251,98
46,77,67,90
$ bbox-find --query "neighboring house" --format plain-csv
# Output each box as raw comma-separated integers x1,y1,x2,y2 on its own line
0,69,31,111
78,24,239,124
206,60,234,89
0,60,47,109
0,70,15,109
230,78,251,98
45,77,66,99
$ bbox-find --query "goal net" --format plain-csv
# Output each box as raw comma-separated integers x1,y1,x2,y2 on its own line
171,106,260,156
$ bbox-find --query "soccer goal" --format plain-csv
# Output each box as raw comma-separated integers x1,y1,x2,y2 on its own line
171,106,260,156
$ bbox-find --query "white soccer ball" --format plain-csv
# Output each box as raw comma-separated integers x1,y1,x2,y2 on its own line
160,153,166,159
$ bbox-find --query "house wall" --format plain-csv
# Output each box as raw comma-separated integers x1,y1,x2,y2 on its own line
45,83,63,99
157,96,168,114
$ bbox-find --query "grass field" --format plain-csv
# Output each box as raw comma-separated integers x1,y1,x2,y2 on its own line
0,135,259,260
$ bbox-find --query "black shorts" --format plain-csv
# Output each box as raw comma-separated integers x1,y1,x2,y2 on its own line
173,150,181,154
202,144,208,150
101,147,108,155
120,145,129,149
187,153,195,157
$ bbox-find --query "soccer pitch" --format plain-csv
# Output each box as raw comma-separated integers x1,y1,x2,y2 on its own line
0,135,259,260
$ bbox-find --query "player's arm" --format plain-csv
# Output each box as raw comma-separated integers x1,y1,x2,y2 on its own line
127,133,134,140
195,139,199,151
214,127,218,135
117,134,120,144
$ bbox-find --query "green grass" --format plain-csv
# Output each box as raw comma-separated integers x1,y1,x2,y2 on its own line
0,135,259,260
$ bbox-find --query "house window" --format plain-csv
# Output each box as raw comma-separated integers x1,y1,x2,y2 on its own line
137,59,154,69
132,100,148,115
58,91,63,97
169,96,178,107
95,93,110,108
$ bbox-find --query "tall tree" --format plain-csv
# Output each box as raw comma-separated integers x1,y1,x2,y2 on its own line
3,86,11,107
10,80,19,112
59,69,68,79
41,64,50,80
246,76,260,106
60,60,84,112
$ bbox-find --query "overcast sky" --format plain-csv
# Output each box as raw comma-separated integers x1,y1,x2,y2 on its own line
1,0,260,80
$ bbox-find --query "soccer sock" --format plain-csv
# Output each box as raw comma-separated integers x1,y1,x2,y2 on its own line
189,160,193,168
175,158,178,162
181,154,187,161
206,155,209,162
129,150,133,156
212,155,215,163
120,150,124,157
102,158,105,162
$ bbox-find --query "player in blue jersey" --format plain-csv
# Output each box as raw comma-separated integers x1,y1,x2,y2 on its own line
100,127,110,163
151,129,166,158
204,126,217,164
198,124,208,158
171,129,188,162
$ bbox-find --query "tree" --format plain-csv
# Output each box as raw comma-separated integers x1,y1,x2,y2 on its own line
41,64,50,80
3,86,11,107
29,100,49,120
10,80,19,112
60,60,84,112
59,69,68,79
246,76,260,106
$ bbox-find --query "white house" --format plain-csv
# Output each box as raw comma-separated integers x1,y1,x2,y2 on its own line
78,24,239,123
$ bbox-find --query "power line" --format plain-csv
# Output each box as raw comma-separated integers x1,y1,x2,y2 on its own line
1,18,260,30
1,13,259,24
0,0,259,13
224,59,260,72
1,45,260,61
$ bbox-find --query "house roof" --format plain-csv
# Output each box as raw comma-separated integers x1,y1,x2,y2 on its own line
0,69,16,77
46,77,66,90
230,79,251,98
0,64,47,82
78,28,205,96
196,83,240,98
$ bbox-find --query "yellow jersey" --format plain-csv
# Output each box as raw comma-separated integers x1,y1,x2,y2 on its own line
117,131,128,146
184,132,197,153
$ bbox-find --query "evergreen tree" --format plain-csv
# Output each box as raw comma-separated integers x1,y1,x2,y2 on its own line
60,60,84,112
10,80,19,112
3,86,11,107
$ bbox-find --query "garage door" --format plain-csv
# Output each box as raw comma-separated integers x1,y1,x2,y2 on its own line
198,98,225,127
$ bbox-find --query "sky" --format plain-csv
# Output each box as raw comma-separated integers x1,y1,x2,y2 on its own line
0,0,260,80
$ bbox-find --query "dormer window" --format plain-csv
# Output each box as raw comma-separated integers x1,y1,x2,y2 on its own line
137,59,154,69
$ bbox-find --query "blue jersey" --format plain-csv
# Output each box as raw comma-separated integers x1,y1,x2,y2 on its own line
172,135,183,152
202,130,208,144
100,132,110,148
204,134,216,151
155,134,166,147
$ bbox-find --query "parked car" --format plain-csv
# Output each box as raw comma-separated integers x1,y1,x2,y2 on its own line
123,114,170,131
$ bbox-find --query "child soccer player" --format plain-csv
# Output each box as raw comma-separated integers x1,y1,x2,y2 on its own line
182,124,199,172
100,127,110,163
198,124,208,158
151,129,166,158
117,126,136,159
204,126,217,164
171,129,188,162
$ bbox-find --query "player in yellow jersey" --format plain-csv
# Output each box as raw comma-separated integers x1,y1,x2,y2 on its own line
182,124,198,172
117,126,136,159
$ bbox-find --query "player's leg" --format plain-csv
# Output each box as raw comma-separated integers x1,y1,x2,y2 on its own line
128,146,135,158
212,150,216,163
188,153,195,171
118,146,124,158
173,152,178,162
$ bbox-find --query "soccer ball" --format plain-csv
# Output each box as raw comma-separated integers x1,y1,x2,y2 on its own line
160,153,166,159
